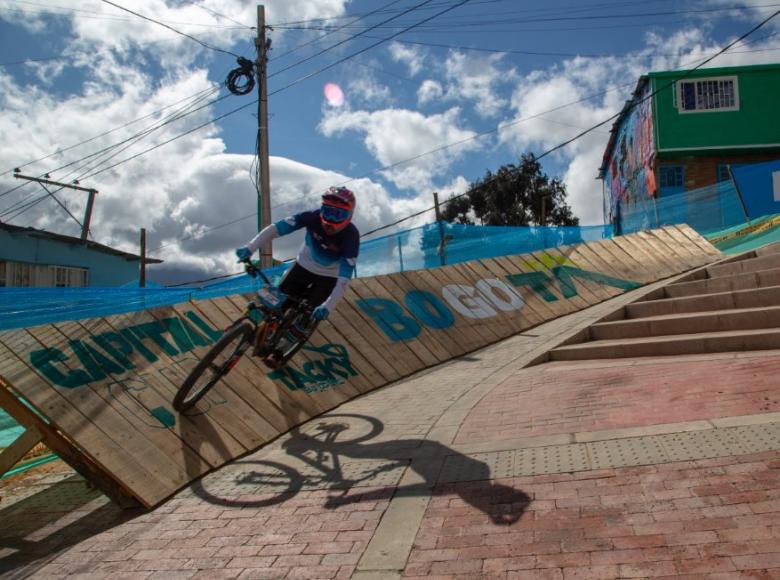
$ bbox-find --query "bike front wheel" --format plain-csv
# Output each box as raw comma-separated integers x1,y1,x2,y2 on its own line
173,320,254,412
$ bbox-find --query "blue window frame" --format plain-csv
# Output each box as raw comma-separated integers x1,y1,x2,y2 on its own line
659,165,685,196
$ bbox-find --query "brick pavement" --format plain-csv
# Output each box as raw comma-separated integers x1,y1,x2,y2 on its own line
2,279,780,579
456,355,780,445
406,452,780,579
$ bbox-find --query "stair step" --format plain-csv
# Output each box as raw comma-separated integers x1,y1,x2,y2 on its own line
626,285,780,318
707,253,780,278
550,328,780,361
663,268,780,298
756,241,780,257
591,305,780,340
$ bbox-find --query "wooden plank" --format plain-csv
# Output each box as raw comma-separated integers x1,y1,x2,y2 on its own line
549,245,619,304
374,272,457,362
661,226,717,267
490,255,560,322
101,306,272,452
397,268,478,356
649,228,702,269
591,238,649,280
674,224,722,258
632,230,692,274
216,294,360,409
520,250,591,311
457,259,531,337
0,332,172,506
70,315,245,469
410,266,488,352
0,380,139,507
610,234,676,281
23,323,202,490
313,321,388,391
498,253,576,320
641,229,698,271
566,242,643,291
327,299,406,383
50,318,216,479
477,257,549,327
427,263,504,346
187,296,323,421
349,277,441,369
0,424,42,476
338,285,421,379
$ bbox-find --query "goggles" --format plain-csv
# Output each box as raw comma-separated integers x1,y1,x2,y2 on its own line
321,204,351,223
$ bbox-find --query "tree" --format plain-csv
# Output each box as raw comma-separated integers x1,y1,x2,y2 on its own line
441,153,579,226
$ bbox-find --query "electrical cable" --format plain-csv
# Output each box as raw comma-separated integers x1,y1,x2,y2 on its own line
268,0,437,79
2,86,219,180
359,8,780,240
267,0,474,97
274,3,780,32
99,0,242,58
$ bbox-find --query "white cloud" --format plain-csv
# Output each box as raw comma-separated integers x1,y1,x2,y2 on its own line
318,107,484,193
417,79,444,105
443,51,515,118
388,42,425,76
346,73,392,107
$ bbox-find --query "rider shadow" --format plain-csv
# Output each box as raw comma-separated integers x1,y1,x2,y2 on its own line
194,413,531,526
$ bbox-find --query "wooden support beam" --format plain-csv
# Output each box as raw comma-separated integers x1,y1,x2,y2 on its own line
0,424,42,477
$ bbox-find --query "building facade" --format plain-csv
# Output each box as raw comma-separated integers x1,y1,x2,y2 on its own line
600,63,780,224
0,223,160,287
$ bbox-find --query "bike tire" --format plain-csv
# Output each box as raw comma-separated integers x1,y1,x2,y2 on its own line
173,321,254,412
277,315,319,367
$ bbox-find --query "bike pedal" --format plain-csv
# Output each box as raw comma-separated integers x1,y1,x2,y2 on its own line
263,355,283,370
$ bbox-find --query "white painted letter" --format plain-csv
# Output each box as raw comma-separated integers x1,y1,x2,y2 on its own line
441,284,496,319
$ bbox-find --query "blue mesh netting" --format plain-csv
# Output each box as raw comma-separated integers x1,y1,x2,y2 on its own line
0,222,612,332
619,181,748,236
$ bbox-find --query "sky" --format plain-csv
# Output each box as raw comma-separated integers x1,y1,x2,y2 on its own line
1,0,779,285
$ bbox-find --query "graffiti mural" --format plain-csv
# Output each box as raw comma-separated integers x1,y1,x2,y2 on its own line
603,79,656,215
358,252,641,341
267,343,358,394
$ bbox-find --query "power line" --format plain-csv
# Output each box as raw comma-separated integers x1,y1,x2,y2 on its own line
2,2,247,29
274,3,780,31
269,0,436,79
361,8,780,239
268,0,475,97
99,0,242,58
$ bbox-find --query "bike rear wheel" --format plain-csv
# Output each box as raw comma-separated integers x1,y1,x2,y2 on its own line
276,312,319,367
174,320,254,412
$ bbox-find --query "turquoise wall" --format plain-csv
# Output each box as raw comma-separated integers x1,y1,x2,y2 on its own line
0,230,140,287
652,64,780,152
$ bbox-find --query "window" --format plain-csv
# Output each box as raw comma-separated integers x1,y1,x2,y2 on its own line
49,265,89,288
13,263,31,287
659,166,684,189
0,261,5,287
677,76,739,112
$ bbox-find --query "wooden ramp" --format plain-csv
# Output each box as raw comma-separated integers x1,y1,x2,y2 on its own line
0,226,722,507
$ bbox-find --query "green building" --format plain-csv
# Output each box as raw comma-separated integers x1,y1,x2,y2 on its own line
600,62,780,227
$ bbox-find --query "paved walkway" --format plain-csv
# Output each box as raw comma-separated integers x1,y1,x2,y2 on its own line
1,276,780,579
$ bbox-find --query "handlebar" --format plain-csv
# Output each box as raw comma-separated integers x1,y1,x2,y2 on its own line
241,258,272,286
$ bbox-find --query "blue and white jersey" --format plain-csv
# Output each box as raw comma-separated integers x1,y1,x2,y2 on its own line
276,210,360,278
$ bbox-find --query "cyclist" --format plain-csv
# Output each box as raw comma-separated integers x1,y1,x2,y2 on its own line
235,186,359,362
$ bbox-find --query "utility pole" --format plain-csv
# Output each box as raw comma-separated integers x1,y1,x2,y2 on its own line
256,5,272,269
13,172,97,241
433,192,446,266
139,228,147,288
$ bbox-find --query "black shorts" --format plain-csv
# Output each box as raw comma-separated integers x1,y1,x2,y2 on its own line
278,263,337,308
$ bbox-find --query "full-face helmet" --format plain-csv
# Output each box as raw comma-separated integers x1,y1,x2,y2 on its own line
320,186,355,235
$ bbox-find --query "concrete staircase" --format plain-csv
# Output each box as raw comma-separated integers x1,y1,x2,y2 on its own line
549,242,780,361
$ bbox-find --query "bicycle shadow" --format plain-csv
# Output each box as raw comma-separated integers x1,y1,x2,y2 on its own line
193,413,531,526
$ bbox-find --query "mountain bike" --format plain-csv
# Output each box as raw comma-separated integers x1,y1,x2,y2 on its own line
173,260,319,412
